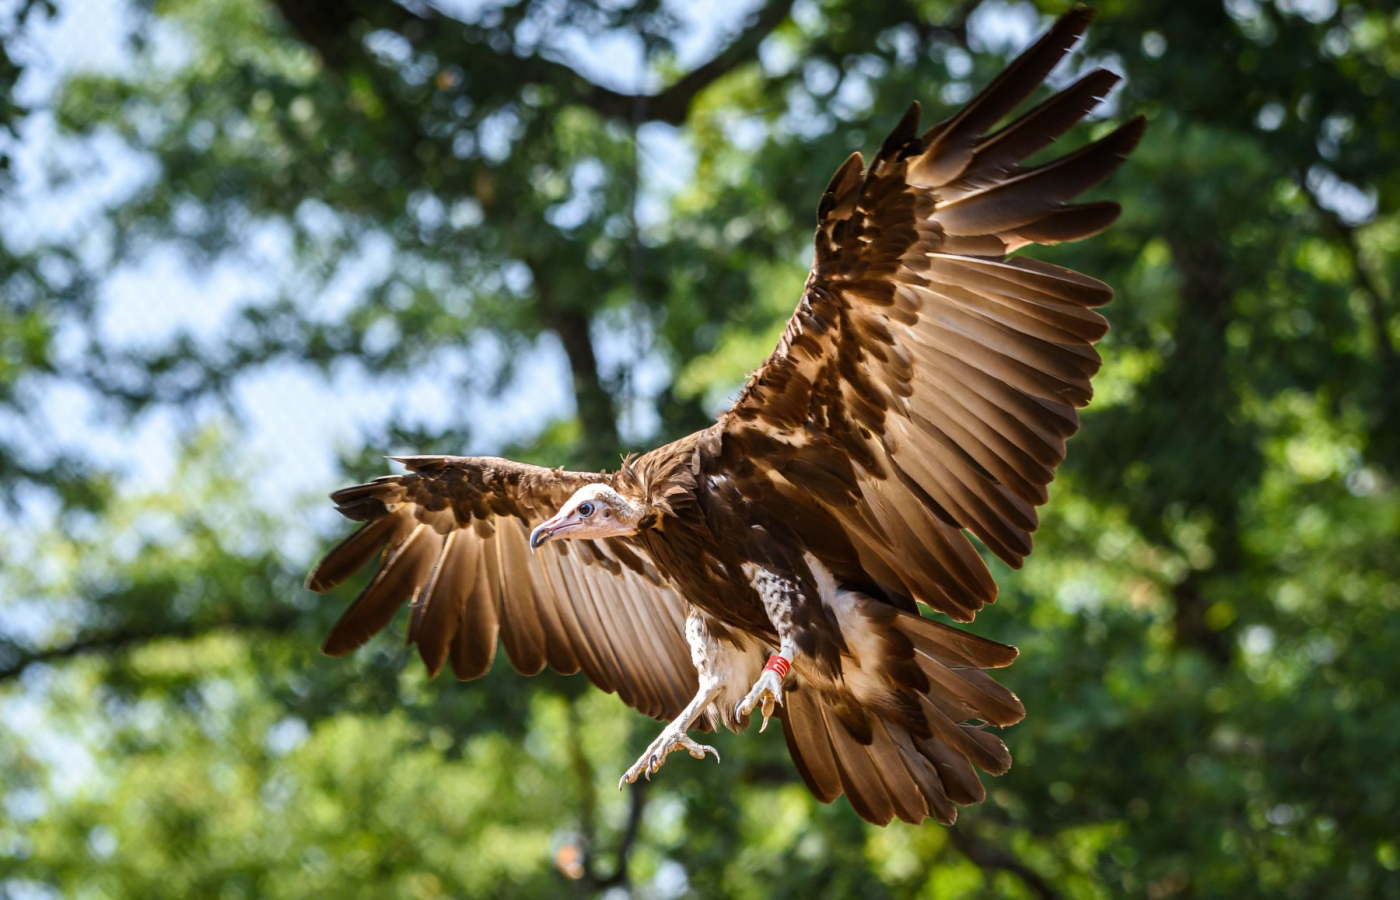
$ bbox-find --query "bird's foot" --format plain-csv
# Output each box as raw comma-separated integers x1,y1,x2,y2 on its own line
618,725,720,789
736,655,789,733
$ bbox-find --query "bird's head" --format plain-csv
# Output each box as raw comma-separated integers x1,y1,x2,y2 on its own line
529,483,647,550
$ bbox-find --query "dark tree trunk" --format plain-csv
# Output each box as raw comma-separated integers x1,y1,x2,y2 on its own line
548,304,621,468
1158,237,1253,666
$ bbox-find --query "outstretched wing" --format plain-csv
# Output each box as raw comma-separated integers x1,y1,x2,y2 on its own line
307,455,697,721
720,9,1142,622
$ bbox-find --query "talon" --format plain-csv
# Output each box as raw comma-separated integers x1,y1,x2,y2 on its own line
759,694,776,732
619,730,721,786
736,665,787,730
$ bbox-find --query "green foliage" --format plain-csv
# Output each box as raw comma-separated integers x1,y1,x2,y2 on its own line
4,0,1400,897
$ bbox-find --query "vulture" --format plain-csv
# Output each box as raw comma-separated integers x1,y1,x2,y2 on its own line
307,8,1142,826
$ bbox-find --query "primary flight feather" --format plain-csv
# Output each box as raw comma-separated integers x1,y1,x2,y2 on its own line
307,8,1142,826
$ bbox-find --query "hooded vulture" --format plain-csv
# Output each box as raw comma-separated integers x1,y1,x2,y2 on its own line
308,8,1142,826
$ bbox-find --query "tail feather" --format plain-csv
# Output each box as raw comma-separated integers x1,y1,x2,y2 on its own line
781,683,844,803
779,600,1021,826
884,720,958,824
870,718,934,824
822,704,898,824
916,647,1026,725
921,737,988,806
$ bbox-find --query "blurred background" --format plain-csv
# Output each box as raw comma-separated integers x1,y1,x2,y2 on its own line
2,0,1398,896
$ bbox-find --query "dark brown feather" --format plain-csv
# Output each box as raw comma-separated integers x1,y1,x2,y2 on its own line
322,522,435,655
944,69,1123,192
914,6,1096,185
412,530,469,677
305,514,401,593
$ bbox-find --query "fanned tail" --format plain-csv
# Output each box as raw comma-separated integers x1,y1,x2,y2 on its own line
780,588,1022,825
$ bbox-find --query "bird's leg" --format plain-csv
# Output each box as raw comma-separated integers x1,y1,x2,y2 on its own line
619,610,725,788
736,637,796,733
618,676,723,789
736,564,802,732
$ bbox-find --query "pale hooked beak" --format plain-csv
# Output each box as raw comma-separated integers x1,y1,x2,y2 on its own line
529,516,565,551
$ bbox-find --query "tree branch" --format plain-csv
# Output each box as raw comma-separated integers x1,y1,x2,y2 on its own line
1170,572,1233,667
531,263,623,466
1296,169,1396,363
585,0,796,125
566,697,648,892
270,0,796,126
564,696,600,866
591,780,648,890
948,825,1066,900
0,610,300,683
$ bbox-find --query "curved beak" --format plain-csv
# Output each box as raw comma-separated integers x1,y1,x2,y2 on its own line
529,516,564,551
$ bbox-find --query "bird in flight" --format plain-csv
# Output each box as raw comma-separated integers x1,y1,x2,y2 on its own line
307,8,1142,826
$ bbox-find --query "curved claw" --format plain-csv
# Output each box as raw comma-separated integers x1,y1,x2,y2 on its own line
735,668,786,732
618,731,720,790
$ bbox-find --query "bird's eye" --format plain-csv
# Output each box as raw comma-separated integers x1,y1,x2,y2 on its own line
578,502,595,517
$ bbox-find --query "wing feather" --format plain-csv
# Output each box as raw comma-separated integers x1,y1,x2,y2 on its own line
720,9,1140,616
452,532,501,681
539,542,617,691
866,718,931,824
308,456,697,721
320,522,431,656
940,70,1122,196
495,525,549,675
411,528,465,676
822,704,896,825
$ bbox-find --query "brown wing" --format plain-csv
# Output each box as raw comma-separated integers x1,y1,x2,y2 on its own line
306,455,697,721
720,9,1143,622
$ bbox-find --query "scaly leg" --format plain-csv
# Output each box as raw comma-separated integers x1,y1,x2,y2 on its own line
619,610,726,788
735,637,796,732
618,677,723,788
735,563,803,732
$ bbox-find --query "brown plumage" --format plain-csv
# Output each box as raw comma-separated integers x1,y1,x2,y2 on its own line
307,8,1141,826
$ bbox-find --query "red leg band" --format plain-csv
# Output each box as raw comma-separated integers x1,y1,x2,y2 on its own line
763,654,791,679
